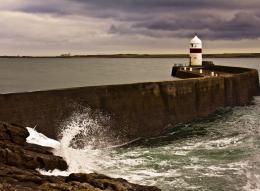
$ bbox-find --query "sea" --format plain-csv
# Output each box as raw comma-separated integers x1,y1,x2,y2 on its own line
1,57,260,191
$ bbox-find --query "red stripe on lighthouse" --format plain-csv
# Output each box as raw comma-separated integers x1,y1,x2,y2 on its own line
190,48,202,53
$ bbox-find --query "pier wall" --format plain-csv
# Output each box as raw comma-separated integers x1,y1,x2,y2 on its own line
0,66,258,140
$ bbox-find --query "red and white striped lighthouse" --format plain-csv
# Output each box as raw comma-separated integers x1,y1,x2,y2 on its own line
189,35,202,66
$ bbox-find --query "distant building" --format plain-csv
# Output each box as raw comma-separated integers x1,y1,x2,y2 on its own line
190,35,202,66
60,53,71,57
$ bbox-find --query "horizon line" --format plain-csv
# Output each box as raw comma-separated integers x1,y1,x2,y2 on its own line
0,53,260,58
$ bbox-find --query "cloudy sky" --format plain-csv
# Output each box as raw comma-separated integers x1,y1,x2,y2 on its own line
0,0,260,56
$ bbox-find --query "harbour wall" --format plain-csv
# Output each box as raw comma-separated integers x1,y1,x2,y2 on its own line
0,65,258,141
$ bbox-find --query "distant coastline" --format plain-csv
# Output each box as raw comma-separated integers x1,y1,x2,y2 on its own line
1,53,260,58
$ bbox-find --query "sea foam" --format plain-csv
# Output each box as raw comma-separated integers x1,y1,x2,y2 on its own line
26,110,114,176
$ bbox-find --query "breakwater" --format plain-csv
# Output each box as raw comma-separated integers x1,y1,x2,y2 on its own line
0,65,258,141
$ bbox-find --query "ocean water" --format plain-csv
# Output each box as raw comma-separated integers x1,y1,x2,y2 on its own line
27,98,260,191
0,57,259,93
4,57,260,190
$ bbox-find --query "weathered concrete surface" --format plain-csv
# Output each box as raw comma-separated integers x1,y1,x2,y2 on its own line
0,65,258,141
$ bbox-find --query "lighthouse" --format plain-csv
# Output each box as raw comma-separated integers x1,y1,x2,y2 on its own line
189,35,202,66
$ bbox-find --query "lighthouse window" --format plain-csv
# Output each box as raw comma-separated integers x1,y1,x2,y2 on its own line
191,44,194,47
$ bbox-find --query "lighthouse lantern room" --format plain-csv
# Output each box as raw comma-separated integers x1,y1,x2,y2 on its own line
190,35,202,66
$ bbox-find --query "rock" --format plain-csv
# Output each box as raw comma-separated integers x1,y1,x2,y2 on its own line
0,121,67,171
40,182,102,191
0,122,161,191
0,122,29,145
66,173,161,191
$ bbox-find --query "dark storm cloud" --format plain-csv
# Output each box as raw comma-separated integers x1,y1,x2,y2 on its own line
2,0,260,55
125,11,260,40
40,0,260,40
73,0,260,10
18,0,260,17
16,1,75,15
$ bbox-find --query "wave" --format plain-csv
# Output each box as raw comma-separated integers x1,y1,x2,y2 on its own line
25,99,260,190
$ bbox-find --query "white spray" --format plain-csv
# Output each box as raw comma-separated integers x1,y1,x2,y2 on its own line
27,109,115,176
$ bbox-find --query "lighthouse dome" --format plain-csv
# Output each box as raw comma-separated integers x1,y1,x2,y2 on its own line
190,35,202,44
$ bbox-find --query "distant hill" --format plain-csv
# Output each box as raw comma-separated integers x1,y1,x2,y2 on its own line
1,53,260,58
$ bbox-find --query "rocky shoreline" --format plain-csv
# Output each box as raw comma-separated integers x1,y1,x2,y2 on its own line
0,122,160,191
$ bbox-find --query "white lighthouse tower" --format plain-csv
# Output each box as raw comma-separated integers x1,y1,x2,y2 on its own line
189,35,202,66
